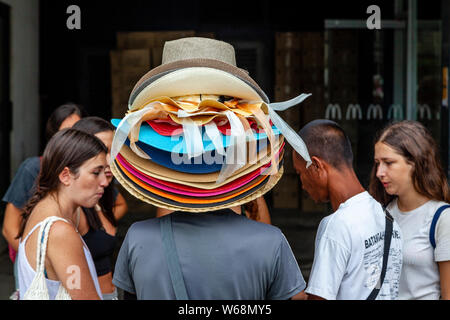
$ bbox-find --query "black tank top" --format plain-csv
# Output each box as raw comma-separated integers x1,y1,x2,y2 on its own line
82,227,116,276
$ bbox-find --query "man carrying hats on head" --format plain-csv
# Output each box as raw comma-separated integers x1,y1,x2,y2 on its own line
292,119,403,300
111,37,311,300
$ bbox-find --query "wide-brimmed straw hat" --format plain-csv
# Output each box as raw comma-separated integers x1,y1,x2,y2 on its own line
110,37,312,212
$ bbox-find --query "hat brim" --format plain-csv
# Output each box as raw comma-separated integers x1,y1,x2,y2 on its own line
116,149,283,197
115,158,276,203
117,137,284,186
126,138,282,174
111,159,284,212
129,58,269,107
130,67,266,110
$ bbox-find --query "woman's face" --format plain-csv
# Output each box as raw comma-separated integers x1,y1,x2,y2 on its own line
69,153,108,208
374,142,415,198
59,113,81,130
293,153,328,203
94,130,114,183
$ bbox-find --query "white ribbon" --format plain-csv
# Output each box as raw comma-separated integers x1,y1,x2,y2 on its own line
181,117,204,159
269,93,311,111
204,121,225,156
239,93,312,168
244,121,257,166
110,103,159,165
268,94,312,168
216,111,247,183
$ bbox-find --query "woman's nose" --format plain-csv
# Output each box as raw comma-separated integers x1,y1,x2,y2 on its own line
100,173,109,187
376,163,385,178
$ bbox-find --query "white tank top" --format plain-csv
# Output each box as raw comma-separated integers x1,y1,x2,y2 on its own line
17,218,103,300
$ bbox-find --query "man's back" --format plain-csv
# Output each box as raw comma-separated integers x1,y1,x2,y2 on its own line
113,209,306,299
306,191,403,300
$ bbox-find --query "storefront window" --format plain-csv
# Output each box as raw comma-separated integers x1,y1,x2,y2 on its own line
324,28,397,189
417,22,442,145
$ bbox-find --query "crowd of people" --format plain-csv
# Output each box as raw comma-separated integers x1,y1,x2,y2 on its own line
1,37,449,300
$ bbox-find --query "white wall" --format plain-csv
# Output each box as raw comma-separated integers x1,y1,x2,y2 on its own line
1,0,39,177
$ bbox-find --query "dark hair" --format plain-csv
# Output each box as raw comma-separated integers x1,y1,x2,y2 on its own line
73,116,117,229
17,129,107,238
297,119,354,169
45,103,84,141
369,120,450,206
72,116,115,136
243,200,259,221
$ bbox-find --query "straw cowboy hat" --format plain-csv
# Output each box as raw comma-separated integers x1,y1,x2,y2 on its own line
110,37,312,212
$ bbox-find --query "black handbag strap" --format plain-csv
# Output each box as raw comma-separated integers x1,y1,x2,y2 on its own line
367,208,394,300
160,214,189,300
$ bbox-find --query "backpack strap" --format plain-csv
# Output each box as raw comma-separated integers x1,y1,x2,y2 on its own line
429,205,450,249
367,207,394,300
160,214,188,300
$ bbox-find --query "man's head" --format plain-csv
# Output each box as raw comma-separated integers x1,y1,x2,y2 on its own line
292,119,354,203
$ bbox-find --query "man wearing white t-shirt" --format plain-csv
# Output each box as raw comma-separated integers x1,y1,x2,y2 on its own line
293,120,403,300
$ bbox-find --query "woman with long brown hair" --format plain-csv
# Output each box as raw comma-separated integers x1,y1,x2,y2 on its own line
16,128,108,299
2,103,84,254
2,103,84,300
72,117,128,300
370,120,450,300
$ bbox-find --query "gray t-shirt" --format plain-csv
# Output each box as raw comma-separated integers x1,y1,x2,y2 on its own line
113,209,306,300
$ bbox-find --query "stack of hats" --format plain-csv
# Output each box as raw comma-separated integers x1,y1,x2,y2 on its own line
110,37,311,212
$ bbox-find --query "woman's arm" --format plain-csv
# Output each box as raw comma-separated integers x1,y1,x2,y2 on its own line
438,261,450,299
291,290,308,300
113,192,128,221
2,203,23,251
253,196,271,225
47,221,101,300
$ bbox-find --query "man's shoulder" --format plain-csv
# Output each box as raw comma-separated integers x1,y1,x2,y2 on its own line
125,213,286,244
227,214,286,241
335,193,382,220
21,156,40,167
125,217,161,240
319,194,384,237
130,217,160,229
19,156,41,175
317,212,349,241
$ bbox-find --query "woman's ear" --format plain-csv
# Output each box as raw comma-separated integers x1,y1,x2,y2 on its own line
58,167,72,186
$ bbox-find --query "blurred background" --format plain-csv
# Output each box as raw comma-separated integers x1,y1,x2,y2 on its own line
0,0,448,298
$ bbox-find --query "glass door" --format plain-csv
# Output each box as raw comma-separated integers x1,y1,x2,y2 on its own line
323,26,404,187
323,1,443,189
